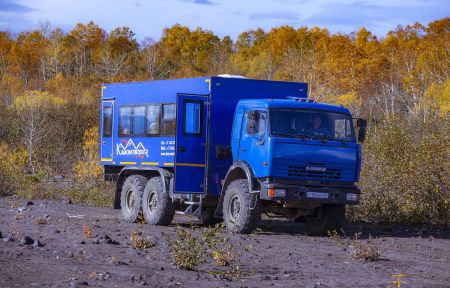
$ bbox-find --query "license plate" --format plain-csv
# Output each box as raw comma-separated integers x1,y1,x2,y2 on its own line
307,192,329,199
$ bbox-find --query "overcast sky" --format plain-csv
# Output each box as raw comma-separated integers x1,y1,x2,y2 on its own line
0,0,448,41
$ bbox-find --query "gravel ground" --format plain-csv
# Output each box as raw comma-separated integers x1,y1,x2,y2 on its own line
0,196,449,288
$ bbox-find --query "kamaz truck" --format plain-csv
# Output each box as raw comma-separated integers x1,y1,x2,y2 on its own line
100,76,366,235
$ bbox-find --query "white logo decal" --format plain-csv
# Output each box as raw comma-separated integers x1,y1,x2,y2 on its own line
117,139,149,158
306,166,327,172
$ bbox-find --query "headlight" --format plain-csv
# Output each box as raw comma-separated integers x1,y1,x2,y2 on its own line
346,193,358,201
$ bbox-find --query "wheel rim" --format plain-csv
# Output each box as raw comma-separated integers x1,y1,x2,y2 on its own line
147,191,157,214
228,194,242,222
126,188,136,211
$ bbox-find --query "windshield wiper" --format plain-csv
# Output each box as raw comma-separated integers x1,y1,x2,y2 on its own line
311,135,331,141
273,133,312,140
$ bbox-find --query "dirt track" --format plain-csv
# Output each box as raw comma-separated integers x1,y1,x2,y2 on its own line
0,197,449,288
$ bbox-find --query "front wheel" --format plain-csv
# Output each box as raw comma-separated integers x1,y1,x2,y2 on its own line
142,176,175,226
222,179,260,234
306,204,346,236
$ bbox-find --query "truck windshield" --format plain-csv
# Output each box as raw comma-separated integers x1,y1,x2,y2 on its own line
269,109,355,142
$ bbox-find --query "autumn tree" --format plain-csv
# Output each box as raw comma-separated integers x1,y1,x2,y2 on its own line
159,24,223,76
11,91,65,175
0,31,13,75
139,37,176,80
98,26,138,78
61,21,106,76
0,73,25,105
74,126,102,179
9,30,47,86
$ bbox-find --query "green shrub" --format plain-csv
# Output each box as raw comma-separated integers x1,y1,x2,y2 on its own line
168,226,206,270
14,178,114,207
168,224,241,278
0,143,27,196
348,116,450,226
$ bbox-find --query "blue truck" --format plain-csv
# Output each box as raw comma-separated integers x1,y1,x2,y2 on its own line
100,76,366,235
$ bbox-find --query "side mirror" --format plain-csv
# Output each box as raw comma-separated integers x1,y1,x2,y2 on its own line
356,118,367,128
356,118,367,143
358,127,366,142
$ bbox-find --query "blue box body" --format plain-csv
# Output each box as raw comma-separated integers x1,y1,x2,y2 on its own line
100,77,308,197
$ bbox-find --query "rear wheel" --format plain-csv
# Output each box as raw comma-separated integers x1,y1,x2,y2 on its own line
306,204,346,236
120,175,147,223
142,176,175,225
222,179,260,234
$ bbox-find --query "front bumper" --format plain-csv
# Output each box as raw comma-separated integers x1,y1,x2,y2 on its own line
259,180,361,204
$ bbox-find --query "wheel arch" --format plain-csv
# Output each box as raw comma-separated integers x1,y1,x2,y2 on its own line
214,161,259,218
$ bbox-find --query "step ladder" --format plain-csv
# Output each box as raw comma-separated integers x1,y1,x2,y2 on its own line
175,194,204,221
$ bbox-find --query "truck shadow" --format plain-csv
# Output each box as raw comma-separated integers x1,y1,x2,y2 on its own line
172,216,450,239
257,220,450,240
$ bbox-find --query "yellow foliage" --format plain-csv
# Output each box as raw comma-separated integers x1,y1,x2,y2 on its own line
334,91,361,106
45,73,73,99
0,143,27,194
13,90,65,109
82,224,94,238
79,89,97,106
423,78,450,116
329,91,362,114
74,126,102,179
0,74,25,100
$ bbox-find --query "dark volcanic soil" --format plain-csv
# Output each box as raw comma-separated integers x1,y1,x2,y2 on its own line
0,197,449,288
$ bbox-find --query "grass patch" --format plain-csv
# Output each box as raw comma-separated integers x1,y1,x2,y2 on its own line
168,225,205,270
82,224,94,239
130,231,156,249
327,231,382,262
352,234,381,261
14,179,114,207
35,216,47,225
167,224,242,279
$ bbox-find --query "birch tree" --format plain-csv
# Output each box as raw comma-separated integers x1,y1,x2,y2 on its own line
12,91,65,175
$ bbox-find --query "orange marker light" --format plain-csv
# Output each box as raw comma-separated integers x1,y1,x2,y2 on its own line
263,161,268,166
268,188,276,197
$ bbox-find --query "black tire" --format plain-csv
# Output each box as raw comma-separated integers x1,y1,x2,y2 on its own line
120,175,147,223
222,179,260,234
306,204,346,236
142,176,175,226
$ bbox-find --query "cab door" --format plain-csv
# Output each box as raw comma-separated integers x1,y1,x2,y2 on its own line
174,94,208,193
238,109,268,176
100,100,114,163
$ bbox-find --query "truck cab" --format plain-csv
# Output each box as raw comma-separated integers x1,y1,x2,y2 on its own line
220,98,364,234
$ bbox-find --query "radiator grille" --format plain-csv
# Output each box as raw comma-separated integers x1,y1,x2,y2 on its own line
287,165,342,180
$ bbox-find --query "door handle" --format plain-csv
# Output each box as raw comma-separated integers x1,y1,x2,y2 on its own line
102,141,106,144
178,146,186,152
241,149,247,151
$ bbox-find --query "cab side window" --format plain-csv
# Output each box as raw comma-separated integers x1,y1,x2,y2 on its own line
246,110,267,136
